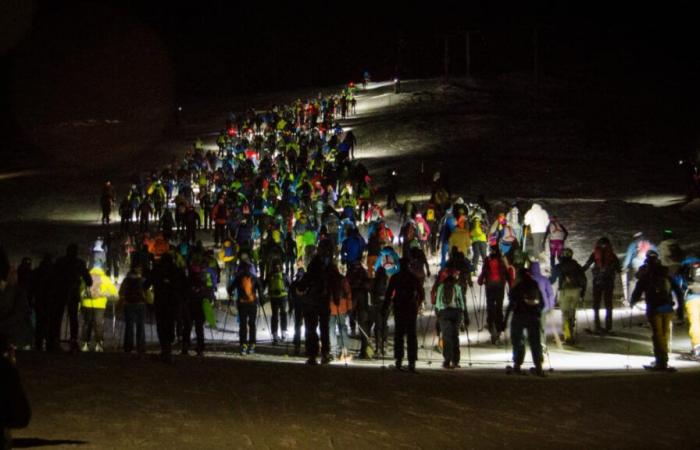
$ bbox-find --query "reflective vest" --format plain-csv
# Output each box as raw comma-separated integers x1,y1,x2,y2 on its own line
81,268,118,309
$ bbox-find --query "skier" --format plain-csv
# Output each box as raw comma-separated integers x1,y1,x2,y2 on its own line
80,261,118,352
117,266,147,354
383,257,423,372
229,260,263,355
582,237,622,334
288,268,306,355
370,267,389,355
530,262,555,361
658,229,685,323
550,248,587,345
31,254,54,351
265,262,289,344
340,227,366,269
330,275,353,362
434,272,467,369
622,232,657,305
477,246,512,344
145,253,185,362
347,261,372,358
296,239,342,365
544,215,569,270
504,267,546,376
679,257,700,358
100,181,116,225
630,250,683,371
50,244,92,353
469,208,489,272
523,203,550,256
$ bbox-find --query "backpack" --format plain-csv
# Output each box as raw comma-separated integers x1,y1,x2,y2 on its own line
486,258,504,283
268,272,287,297
416,221,426,239
441,284,456,307
239,274,257,303
426,207,436,222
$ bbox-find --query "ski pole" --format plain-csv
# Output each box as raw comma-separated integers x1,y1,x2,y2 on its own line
335,310,348,367
625,306,633,370
220,303,230,345
465,322,472,367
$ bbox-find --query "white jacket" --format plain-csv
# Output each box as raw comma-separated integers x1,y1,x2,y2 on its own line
523,204,549,233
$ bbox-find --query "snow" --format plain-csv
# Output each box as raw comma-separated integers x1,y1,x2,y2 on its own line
4,77,700,448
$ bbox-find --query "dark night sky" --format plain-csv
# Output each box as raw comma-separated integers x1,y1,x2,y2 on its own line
1,0,700,165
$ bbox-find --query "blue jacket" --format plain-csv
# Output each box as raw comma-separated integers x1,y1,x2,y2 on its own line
374,247,400,276
341,234,366,265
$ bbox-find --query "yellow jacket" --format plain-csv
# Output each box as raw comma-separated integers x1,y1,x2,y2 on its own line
81,267,118,309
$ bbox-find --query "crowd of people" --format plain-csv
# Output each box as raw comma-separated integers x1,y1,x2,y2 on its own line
1,79,698,378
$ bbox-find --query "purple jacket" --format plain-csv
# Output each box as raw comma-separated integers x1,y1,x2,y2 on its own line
530,262,555,311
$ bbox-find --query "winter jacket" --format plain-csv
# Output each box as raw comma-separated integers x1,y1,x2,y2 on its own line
550,257,587,294
623,238,658,272
341,234,366,265
383,269,422,316
631,262,683,314
529,262,555,311
81,267,118,309
118,273,146,305
523,203,550,233
506,275,544,317
583,247,621,285
448,228,471,256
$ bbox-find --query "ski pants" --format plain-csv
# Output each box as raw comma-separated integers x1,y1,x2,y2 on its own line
238,303,257,346
291,302,304,352
124,303,146,353
304,304,331,359
155,300,176,356
471,241,488,273
530,232,545,256
485,282,505,338
558,288,580,341
438,308,461,366
182,300,205,354
593,280,614,331
81,307,104,345
511,313,543,369
369,304,387,353
393,309,418,365
685,297,700,351
355,308,371,356
49,293,80,350
649,311,673,368
270,296,288,338
330,312,349,354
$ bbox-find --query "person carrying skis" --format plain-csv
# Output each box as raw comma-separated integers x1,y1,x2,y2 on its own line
477,246,512,344
382,258,423,372
544,215,569,269
434,272,467,369
503,267,546,376
630,250,684,371
550,248,587,345
582,237,621,334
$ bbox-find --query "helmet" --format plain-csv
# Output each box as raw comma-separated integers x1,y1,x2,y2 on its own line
646,249,660,259
563,248,574,258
